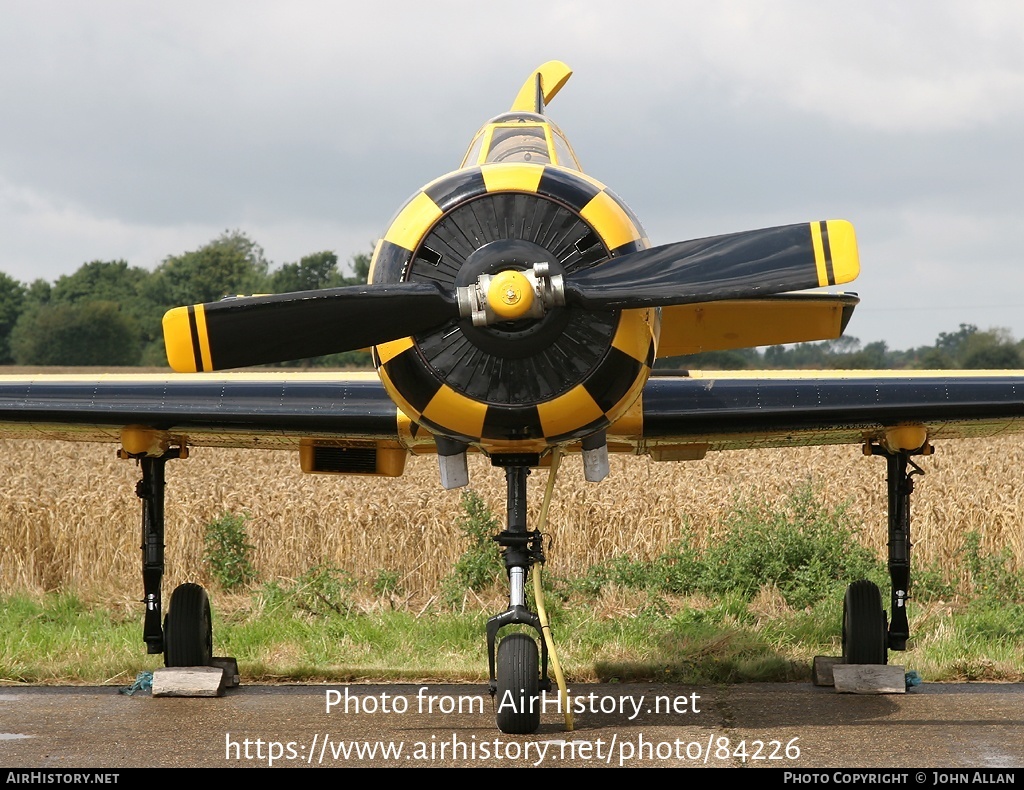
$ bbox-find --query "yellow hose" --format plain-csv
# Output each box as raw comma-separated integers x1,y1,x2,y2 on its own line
532,449,573,731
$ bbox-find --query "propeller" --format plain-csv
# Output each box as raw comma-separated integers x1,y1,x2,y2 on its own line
163,283,458,373
565,220,857,309
163,219,858,372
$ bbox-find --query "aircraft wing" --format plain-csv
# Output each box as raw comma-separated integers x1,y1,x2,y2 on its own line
0,372,401,450
625,370,1024,459
0,369,1022,462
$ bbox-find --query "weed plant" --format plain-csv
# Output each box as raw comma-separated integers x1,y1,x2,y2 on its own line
203,511,257,591
371,569,402,597
960,530,1024,602
258,564,357,617
440,490,502,607
559,485,883,610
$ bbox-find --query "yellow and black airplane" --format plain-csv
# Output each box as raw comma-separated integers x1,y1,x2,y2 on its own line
2,61,1023,734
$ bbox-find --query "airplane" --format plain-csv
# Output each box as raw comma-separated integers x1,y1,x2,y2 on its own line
2,60,1024,735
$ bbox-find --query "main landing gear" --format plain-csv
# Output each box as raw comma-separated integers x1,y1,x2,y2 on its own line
841,442,926,665
486,457,552,734
130,444,214,668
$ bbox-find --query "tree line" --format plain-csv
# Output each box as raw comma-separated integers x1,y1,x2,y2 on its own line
1,230,1021,370
0,231,371,367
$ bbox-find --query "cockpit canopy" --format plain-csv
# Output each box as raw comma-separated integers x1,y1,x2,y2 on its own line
460,112,582,170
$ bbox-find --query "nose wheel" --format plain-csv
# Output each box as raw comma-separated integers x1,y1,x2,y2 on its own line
495,632,541,734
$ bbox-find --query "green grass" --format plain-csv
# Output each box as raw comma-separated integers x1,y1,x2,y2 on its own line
2,587,1023,685
2,486,1023,686
0,593,156,683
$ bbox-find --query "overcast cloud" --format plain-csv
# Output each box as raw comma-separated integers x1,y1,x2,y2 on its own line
1,1,1022,348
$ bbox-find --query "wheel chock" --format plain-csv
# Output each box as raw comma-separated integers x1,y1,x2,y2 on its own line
152,666,228,697
832,663,906,694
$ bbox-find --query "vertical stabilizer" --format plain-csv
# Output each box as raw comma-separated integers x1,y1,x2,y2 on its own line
510,61,572,113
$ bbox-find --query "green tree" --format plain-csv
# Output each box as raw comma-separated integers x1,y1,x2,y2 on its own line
917,347,955,369
0,273,26,364
935,323,979,359
764,339,836,368
50,260,148,305
837,340,890,369
269,250,371,293
270,251,340,293
147,230,270,307
347,252,371,284
23,278,52,308
50,260,160,348
960,329,1023,369
10,301,141,366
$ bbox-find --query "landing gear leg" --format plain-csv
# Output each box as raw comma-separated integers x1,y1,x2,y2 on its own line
486,458,551,735
135,450,182,655
133,446,212,666
882,449,923,651
843,444,924,663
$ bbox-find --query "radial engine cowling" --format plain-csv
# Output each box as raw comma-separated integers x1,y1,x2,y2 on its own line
369,163,658,451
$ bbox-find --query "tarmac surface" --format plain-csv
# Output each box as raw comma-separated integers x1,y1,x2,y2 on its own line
1,681,1023,769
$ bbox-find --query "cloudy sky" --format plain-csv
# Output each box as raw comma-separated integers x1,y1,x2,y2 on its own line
1,1,1022,348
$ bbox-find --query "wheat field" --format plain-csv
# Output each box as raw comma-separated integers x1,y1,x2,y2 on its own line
2,432,1023,602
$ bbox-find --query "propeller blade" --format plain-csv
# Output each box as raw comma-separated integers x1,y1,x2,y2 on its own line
564,220,858,310
163,282,458,372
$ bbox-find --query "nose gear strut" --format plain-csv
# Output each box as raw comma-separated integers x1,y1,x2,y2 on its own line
485,457,553,734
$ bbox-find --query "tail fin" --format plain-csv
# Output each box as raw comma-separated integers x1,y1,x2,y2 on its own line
509,61,573,113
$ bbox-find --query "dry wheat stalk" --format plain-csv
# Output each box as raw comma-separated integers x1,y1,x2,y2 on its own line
1,435,1021,597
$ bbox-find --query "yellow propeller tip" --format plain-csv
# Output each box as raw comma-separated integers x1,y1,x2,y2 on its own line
162,306,203,373
826,219,859,285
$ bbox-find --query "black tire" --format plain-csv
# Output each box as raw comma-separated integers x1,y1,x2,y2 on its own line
495,633,540,734
842,580,888,665
164,583,213,667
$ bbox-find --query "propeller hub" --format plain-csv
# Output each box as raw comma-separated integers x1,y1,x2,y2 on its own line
457,262,565,327
487,270,535,320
